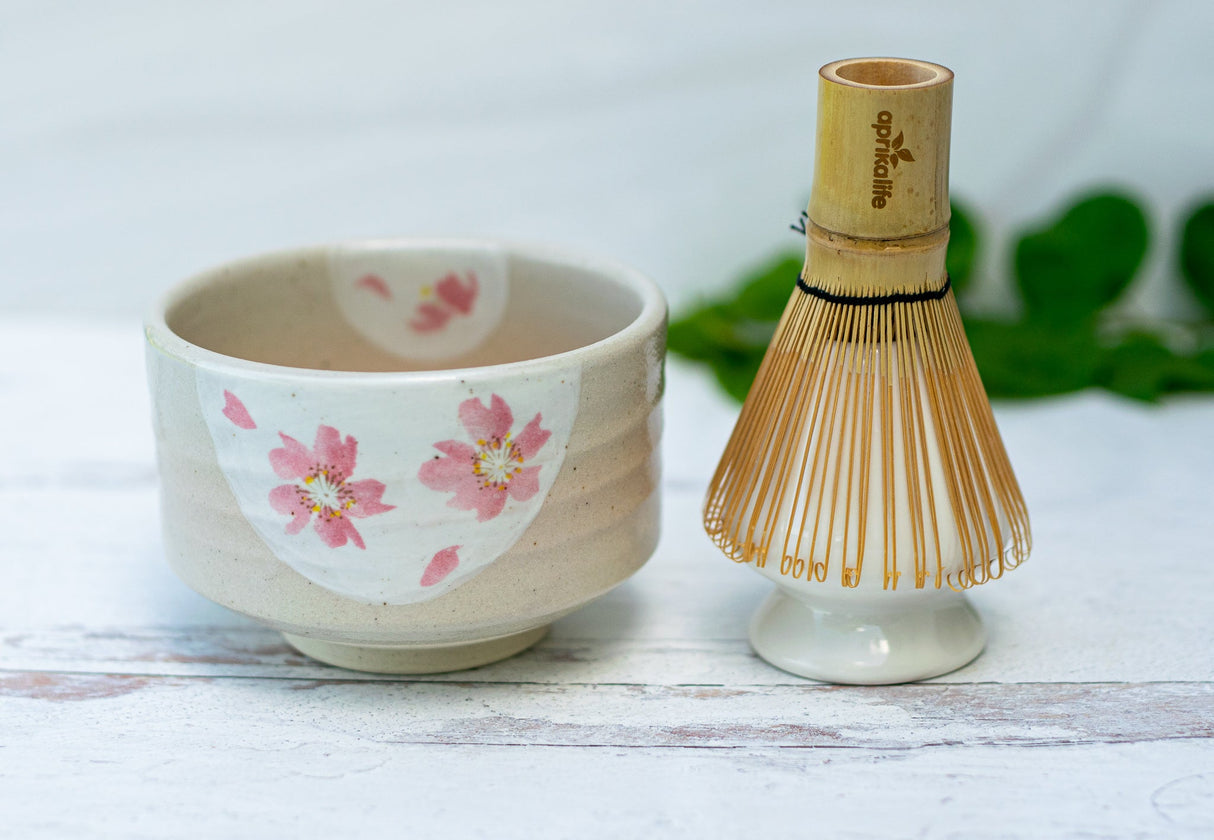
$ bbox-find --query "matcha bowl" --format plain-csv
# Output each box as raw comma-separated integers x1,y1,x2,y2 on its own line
146,239,665,673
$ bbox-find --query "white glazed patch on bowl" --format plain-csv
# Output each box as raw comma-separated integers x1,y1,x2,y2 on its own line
329,241,509,361
195,366,580,605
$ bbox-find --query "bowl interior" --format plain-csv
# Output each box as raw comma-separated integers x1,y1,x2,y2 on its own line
163,244,649,372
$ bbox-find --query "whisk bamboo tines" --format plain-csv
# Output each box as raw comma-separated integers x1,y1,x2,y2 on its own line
705,58,1030,594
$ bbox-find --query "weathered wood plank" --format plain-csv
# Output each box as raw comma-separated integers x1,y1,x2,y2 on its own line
1,671,1210,749
5,320,1214,840
2,684,1211,840
5,479,1214,685
7,620,1214,690
4,323,1214,684
0,319,156,483
0,627,782,685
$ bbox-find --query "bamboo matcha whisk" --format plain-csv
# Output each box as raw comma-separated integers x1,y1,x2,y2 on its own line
705,58,1031,684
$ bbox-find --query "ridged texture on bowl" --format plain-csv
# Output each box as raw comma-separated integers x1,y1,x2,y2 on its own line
147,252,664,647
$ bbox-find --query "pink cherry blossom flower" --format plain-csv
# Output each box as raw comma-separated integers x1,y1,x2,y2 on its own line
407,271,478,333
418,394,551,522
409,301,453,333
434,271,478,314
268,425,394,549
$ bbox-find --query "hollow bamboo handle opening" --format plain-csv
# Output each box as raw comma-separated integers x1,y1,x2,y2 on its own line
808,57,953,241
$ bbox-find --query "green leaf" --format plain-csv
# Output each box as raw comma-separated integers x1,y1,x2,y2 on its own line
1094,332,1174,402
667,310,724,362
712,352,764,403
667,253,799,402
963,318,1101,398
1014,191,1149,326
947,199,978,295
1190,348,1214,389
733,253,802,321
1180,200,1214,315
1161,350,1214,394
668,305,752,360
1094,332,1214,401
670,189,1214,406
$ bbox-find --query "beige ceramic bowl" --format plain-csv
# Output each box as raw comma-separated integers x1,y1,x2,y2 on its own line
146,239,666,673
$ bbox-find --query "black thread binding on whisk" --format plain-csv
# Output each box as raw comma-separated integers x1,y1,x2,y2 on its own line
796,274,952,305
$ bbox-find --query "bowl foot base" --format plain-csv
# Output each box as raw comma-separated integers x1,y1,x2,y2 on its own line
749,588,985,685
283,625,549,674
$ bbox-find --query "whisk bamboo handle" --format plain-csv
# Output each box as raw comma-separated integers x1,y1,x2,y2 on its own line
808,58,953,241
804,223,949,298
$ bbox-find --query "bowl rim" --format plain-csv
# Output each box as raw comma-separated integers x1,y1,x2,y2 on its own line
145,237,667,383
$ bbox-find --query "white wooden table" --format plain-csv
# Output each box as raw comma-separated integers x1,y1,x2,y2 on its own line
2,318,1212,838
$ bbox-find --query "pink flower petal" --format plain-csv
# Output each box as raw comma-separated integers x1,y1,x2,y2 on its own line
459,394,513,442
435,271,478,314
419,447,477,492
269,433,314,480
345,479,394,518
356,274,392,300
312,425,358,477
409,302,452,333
269,484,312,535
421,546,460,587
469,485,509,522
447,474,501,519
269,423,393,549
222,390,257,430
433,440,477,460
514,413,551,459
508,465,542,503
424,457,509,521
314,512,365,549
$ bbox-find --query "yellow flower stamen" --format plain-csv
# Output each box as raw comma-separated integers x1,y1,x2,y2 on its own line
473,432,528,491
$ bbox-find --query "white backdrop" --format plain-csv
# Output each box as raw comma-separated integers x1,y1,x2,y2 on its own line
2,0,1210,318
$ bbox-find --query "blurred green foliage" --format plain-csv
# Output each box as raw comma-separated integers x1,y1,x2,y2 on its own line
668,192,1214,402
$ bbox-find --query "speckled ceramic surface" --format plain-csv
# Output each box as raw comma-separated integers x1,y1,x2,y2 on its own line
146,239,666,673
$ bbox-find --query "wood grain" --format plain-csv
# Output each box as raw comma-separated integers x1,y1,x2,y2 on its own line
2,671,1210,749
2,319,1214,839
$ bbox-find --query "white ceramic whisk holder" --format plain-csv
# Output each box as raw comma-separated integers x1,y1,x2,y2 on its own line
741,338,1009,684
748,574,986,685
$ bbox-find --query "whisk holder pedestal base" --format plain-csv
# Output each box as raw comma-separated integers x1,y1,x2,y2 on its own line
748,586,985,684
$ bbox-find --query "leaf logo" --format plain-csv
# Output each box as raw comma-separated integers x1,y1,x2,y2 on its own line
870,111,913,209
889,131,915,168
